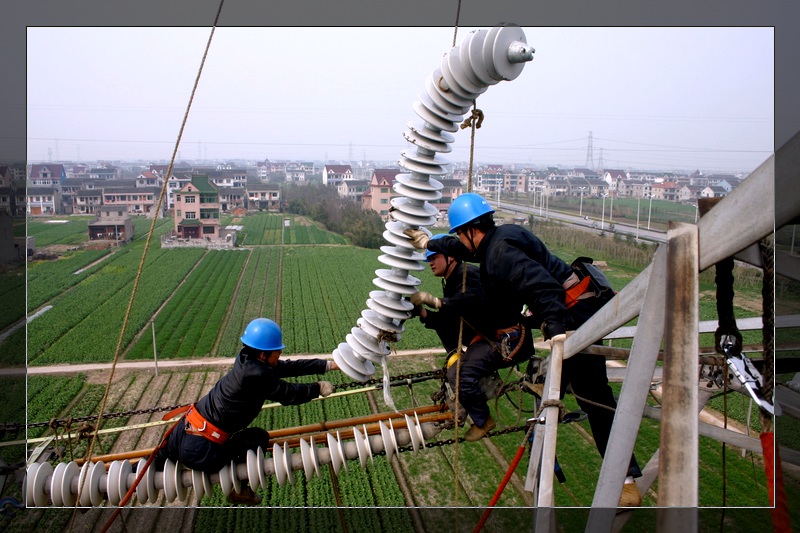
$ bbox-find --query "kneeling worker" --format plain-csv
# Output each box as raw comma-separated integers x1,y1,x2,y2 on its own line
155,317,339,504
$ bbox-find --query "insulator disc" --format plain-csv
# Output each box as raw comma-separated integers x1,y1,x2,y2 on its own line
407,120,455,144
491,25,529,81
61,461,79,506
467,29,500,86
164,459,179,502
283,442,296,485
88,461,105,506
398,153,449,176
393,180,442,202
345,332,384,363
366,296,411,320
256,446,266,491
405,414,422,453
117,459,132,505
447,47,489,96
362,424,375,464
369,290,414,312
390,197,439,219
32,460,52,507
481,26,504,81
379,420,395,462
440,53,482,100
388,208,437,228
246,448,261,491
353,426,369,469
383,228,416,250
457,32,490,89
395,173,444,192
361,309,403,333
411,100,459,133
327,433,344,475
424,74,472,115
379,244,426,262
336,431,349,472
417,91,466,127
50,461,69,506
106,460,123,505
350,326,389,357
75,461,91,506
401,149,450,169
333,346,372,382
429,68,474,108
378,252,425,271
135,458,149,504
174,461,187,501
272,443,287,487
403,127,451,153
375,268,421,288
192,467,207,500
300,439,315,481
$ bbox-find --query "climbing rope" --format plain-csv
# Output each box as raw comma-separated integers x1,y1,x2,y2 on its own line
75,2,226,529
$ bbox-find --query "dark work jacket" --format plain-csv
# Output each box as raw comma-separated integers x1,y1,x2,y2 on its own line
419,261,487,353
427,225,574,332
195,347,327,434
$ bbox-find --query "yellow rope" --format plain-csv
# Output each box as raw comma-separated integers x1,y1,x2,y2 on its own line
76,1,226,515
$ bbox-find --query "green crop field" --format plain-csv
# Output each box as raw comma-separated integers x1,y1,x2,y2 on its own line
3,211,798,533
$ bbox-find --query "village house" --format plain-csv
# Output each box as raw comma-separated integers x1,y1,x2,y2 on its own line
338,179,370,202
173,175,220,239
218,187,246,213
322,164,353,187
361,169,402,217
88,205,134,243
102,186,163,217
28,163,66,187
26,187,61,215
246,183,281,211
73,190,103,215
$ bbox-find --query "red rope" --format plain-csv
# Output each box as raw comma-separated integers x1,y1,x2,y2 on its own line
760,432,792,533
473,435,530,533
99,421,179,533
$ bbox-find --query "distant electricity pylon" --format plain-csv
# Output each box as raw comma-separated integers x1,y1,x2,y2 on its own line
585,131,594,170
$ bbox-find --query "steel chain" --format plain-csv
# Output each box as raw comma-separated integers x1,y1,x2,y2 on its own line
4,370,446,434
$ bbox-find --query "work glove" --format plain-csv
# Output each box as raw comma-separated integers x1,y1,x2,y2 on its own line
541,321,566,341
411,291,441,309
318,381,335,397
403,228,430,250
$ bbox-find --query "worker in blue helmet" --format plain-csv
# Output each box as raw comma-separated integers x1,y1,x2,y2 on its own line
405,192,643,507
411,235,500,433
155,317,340,505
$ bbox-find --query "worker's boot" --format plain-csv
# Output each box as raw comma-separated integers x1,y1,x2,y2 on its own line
618,482,642,507
464,415,496,442
227,485,262,506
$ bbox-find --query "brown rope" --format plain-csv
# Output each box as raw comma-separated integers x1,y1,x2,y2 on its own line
452,0,462,48
74,1,226,525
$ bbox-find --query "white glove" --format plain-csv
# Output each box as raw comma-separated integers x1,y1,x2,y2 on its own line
403,228,430,250
410,291,441,309
318,381,335,397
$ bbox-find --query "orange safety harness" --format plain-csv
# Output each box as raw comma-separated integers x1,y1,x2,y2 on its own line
163,403,230,445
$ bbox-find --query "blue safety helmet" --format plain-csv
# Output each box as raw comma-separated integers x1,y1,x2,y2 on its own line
448,193,495,234
424,234,448,262
240,318,285,351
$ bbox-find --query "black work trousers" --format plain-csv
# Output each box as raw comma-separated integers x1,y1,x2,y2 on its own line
562,352,642,478
155,420,271,475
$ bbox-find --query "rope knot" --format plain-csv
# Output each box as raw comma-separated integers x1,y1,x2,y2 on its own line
536,399,566,422
77,422,96,440
460,108,484,130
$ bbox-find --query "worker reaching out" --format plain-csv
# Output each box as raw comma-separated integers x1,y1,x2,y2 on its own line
411,234,528,441
405,193,643,507
154,318,339,505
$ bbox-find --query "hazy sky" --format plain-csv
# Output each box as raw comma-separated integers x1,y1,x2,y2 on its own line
27,26,774,173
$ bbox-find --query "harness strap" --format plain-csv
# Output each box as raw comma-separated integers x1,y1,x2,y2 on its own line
185,404,230,445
